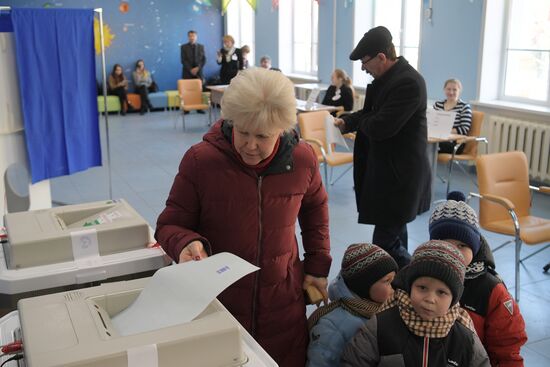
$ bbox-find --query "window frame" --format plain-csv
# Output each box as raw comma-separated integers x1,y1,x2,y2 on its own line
225,0,255,67
352,0,421,88
498,0,550,106
279,0,319,77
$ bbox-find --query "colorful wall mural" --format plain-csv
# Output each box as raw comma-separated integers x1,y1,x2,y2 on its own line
4,0,223,91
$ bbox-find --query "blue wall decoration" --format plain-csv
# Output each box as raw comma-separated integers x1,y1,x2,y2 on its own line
3,0,223,91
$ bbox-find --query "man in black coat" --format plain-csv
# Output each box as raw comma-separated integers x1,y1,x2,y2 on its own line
180,30,206,82
335,26,431,268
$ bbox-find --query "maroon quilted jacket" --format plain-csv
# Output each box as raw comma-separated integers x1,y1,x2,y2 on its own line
156,121,332,367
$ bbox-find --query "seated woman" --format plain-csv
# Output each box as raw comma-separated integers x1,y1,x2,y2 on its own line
108,64,130,115
132,59,157,115
433,78,472,154
321,69,354,116
216,35,243,84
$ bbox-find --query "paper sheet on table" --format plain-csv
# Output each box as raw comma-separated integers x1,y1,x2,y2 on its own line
324,114,349,152
306,88,321,104
427,108,456,139
111,252,259,336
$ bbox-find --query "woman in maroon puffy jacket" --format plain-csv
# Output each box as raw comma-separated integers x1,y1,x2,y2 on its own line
156,68,332,367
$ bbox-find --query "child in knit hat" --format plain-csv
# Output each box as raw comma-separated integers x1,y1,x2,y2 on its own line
430,191,527,366
341,240,490,367
306,243,398,367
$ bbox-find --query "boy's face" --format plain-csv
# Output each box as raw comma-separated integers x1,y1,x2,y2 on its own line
410,276,453,320
369,271,396,303
445,239,473,266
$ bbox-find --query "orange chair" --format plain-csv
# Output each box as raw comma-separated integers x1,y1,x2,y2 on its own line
471,151,550,301
177,79,211,131
297,110,353,186
438,110,487,196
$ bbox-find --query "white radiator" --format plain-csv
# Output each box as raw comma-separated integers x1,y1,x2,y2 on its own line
484,116,550,182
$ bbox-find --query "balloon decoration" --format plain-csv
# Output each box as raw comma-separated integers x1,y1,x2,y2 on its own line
119,1,130,14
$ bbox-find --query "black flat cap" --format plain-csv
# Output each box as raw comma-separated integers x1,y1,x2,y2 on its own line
349,26,393,61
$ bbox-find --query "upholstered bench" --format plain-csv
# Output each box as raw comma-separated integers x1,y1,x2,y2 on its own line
165,90,180,110
97,96,120,113
127,93,141,111
148,92,168,110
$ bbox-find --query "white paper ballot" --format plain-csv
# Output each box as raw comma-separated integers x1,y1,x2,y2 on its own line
111,252,259,336
324,114,349,153
307,88,321,104
427,108,456,139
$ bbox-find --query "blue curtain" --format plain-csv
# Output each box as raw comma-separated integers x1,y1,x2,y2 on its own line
0,12,12,32
10,8,101,183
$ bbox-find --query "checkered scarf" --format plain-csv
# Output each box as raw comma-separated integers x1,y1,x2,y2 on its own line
379,289,474,338
307,297,382,330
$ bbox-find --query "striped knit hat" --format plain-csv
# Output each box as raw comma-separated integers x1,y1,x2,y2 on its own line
341,243,398,300
429,191,481,256
404,240,466,306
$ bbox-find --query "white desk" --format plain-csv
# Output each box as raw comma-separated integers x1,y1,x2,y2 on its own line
294,83,330,101
296,99,340,114
206,85,229,121
206,84,229,105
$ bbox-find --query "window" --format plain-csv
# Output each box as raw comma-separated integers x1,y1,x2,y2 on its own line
279,0,319,76
501,0,550,104
353,0,421,87
226,0,255,66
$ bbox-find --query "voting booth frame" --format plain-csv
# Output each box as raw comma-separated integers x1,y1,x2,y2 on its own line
0,5,113,214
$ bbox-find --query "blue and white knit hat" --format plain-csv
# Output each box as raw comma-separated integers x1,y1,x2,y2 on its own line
341,243,398,300
405,240,466,306
429,191,481,256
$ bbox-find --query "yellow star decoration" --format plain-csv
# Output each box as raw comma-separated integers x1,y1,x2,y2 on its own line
93,17,115,55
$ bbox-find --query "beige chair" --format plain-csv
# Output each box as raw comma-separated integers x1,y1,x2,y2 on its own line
471,151,550,301
438,110,487,196
177,79,211,131
297,110,353,186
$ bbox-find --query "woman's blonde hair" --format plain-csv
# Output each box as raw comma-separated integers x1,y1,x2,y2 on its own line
221,68,296,132
444,78,462,90
223,35,235,45
333,68,355,98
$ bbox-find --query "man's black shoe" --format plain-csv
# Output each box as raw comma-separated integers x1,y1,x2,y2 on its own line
197,110,205,114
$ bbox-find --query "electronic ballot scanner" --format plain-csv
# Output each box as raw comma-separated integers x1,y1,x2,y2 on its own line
15,259,277,367
0,200,169,314
3,199,149,269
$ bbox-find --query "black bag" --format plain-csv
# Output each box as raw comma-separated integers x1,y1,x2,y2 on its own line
150,81,159,93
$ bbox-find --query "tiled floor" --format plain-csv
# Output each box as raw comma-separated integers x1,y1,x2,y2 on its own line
51,110,550,365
